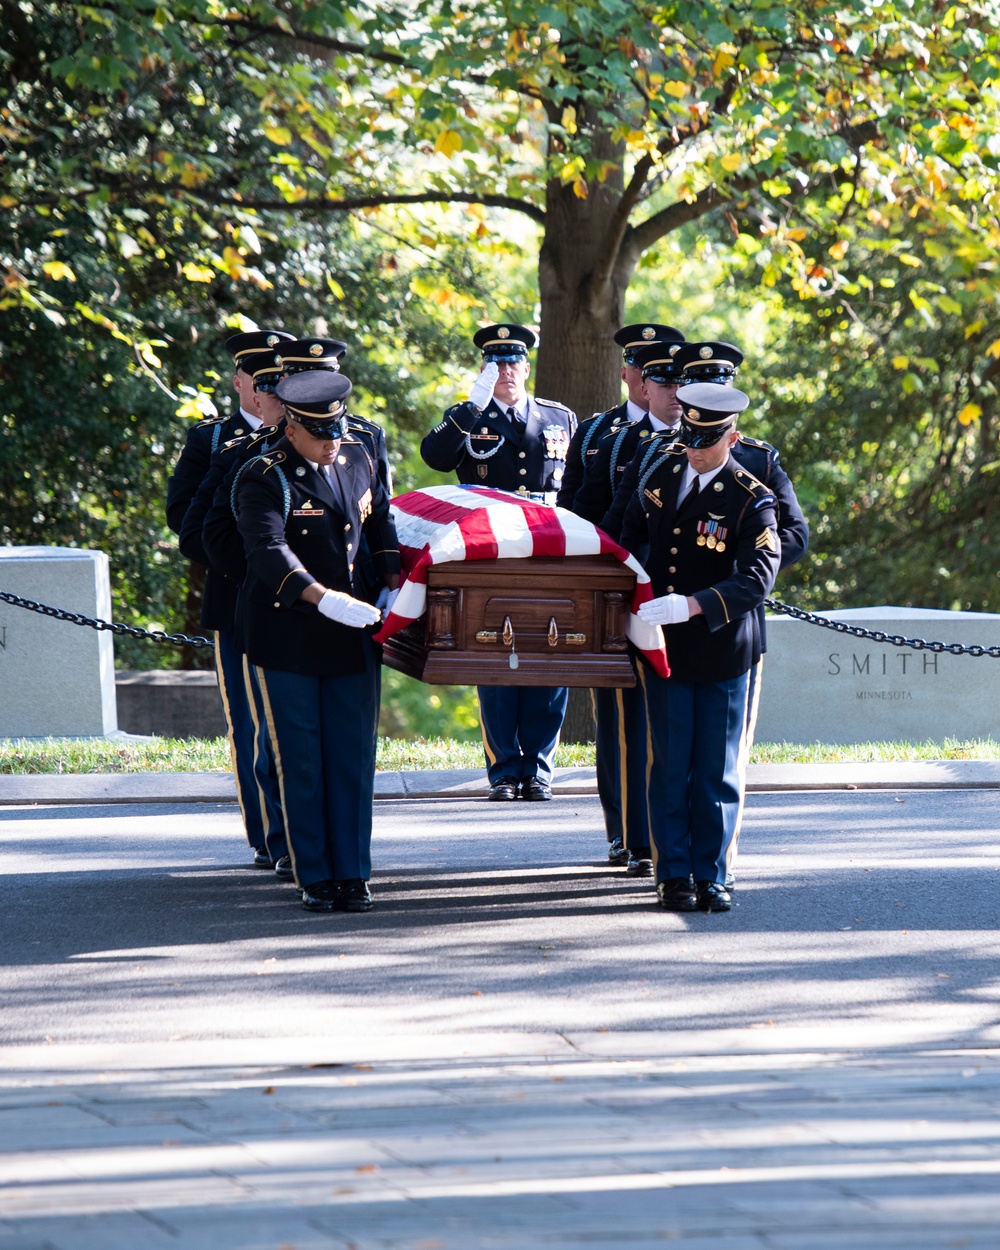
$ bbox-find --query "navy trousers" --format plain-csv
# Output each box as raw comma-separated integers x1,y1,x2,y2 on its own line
478,685,569,786
640,667,750,885
594,679,650,848
242,656,287,864
255,640,379,889
215,629,266,851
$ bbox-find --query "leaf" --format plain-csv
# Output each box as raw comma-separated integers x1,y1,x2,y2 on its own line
957,402,981,426
891,356,909,370
986,338,1000,359
720,153,741,171
42,261,76,282
898,253,922,268
561,106,577,133
181,262,216,283
119,235,142,259
663,81,689,98
829,239,848,261
434,129,463,158
264,125,292,146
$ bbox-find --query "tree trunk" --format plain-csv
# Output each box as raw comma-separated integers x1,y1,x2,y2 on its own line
561,687,596,744
532,124,639,420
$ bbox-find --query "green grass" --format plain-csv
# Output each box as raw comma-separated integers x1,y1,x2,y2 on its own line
0,736,997,775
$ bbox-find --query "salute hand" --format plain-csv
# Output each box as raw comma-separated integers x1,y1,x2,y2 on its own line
467,361,500,411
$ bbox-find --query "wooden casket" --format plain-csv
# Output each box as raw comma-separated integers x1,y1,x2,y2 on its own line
381,554,637,688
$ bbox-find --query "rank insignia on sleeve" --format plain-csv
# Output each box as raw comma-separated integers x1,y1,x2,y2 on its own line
755,528,778,552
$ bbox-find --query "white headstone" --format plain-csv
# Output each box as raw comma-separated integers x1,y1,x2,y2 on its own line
0,547,118,737
755,606,1000,745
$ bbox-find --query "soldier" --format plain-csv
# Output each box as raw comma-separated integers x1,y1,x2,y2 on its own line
235,370,400,913
556,324,685,874
420,323,576,801
622,385,781,912
168,329,294,867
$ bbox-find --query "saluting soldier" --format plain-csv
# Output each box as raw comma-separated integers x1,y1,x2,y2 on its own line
420,323,576,801
623,385,781,913
235,370,400,913
556,323,685,874
168,329,294,867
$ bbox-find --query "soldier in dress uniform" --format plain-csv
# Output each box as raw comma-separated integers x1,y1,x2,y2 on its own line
235,370,400,913
603,342,809,890
555,324,685,874
622,385,781,912
180,347,292,871
420,323,576,801
168,329,294,867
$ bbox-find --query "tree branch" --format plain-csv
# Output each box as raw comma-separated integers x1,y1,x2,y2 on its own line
592,152,654,294
628,182,734,257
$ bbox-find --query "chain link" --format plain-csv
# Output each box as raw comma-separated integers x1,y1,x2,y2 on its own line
0,591,213,649
764,598,1000,658
2,587,997,659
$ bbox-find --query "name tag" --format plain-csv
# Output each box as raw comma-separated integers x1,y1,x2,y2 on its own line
472,433,500,441
292,508,324,517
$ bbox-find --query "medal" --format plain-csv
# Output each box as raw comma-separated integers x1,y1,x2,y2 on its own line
706,535,717,549
697,534,706,546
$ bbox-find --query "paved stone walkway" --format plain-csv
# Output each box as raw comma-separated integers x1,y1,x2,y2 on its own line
2,788,999,1247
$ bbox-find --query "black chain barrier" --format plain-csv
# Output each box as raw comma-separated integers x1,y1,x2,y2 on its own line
2,587,998,659
0,590,214,649
763,598,1000,658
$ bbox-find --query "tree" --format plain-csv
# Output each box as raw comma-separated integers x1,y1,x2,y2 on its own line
7,0,999,421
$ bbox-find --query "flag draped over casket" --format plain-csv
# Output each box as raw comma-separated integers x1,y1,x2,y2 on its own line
372,485,669,678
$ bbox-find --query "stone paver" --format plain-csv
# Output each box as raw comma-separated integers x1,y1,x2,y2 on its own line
1,788,999,1247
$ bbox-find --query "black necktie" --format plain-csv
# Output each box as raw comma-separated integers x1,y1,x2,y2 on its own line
507,406,522,426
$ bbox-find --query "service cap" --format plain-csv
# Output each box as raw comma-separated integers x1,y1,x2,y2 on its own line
472,323,537,363
674,341,744,383
614,323,685,365
631,339,686,384
678,382,749,448
276,370,352,439
225,329,295,366
274,337,349,374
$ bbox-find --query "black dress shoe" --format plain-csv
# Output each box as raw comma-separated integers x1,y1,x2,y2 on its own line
488,777,519,801
301,880,339,912
607,836,629,866
626,847,654,877
522,778,552,801
252,847,272,868
657,877,698,911
274,855,295,882
335,879,373,913
696,881,732,912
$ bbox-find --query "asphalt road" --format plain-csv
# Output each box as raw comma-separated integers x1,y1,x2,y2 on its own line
2,789,999,1048
2,789,1000,1249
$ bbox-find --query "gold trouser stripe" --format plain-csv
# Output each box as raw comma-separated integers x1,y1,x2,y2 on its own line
614,686,630,847
636,663,658,877
215,636,250,835
254,666,298,885
725,667,756,875
478,693,497,769
242,654,271,838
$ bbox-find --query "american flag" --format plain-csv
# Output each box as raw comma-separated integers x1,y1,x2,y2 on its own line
372,484,669,677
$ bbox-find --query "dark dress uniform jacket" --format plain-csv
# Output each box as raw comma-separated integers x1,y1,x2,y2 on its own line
602,431,808,572
166,409,259,535
421,396,576,496
235,437,399,678
559,404,661,525
621,448,780,684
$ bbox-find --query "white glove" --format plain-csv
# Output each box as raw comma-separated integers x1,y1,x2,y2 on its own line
638,593,691,626
317,589,382,628
467,361,499,410
375,586,400,615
